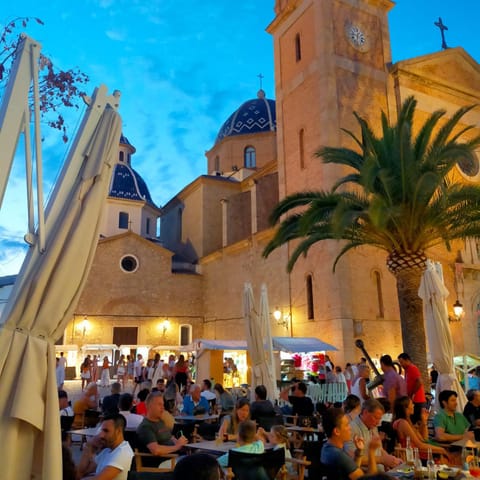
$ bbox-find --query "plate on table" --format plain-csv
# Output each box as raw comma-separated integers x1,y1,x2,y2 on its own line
436,466,460,479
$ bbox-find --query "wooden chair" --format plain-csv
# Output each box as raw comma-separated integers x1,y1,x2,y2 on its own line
283,455,311,480
134,449,178,473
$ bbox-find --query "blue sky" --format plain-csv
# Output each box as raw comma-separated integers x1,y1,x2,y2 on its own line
0,1,478,276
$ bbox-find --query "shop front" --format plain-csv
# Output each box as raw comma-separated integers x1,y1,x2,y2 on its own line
55,344,79,379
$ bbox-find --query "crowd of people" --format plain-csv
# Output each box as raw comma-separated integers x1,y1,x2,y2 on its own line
55,350,480,480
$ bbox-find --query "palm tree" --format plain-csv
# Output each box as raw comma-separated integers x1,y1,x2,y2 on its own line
263,96,480,382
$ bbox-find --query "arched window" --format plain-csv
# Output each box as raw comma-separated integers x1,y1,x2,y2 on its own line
374,270,385,318
299,128,305,169
295,33,302,62
306,274,314,320
244,146,256,168
214,155,220,172
119,211,129,229
146,217,151,235
119,151,124,163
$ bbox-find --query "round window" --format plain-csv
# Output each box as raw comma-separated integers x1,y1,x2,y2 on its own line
120,255,138,273
457,151,480,181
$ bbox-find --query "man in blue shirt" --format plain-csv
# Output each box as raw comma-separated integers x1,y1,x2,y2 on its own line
321,407,381,480
182,384,210,416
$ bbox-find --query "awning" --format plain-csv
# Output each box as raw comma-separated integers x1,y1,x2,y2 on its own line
152,345,193,352
192,337,338,353
54,344,79,352
81,344,118,351
272,337,338,353
193,339,248,351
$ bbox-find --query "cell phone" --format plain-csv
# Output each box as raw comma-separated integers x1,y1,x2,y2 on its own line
176,430,183,439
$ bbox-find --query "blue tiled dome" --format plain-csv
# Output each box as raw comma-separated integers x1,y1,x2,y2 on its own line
215,89,276,144
109,163,157,207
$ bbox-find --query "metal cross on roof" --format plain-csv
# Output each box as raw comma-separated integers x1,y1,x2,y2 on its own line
257,73,264,90
434,17,449,50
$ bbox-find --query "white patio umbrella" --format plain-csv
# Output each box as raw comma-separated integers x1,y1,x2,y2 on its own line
418,259,467,411
0,88,122,479
243,283,277,402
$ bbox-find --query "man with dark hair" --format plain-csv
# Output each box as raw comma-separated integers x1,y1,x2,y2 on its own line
77,413,133,480
380,355,406,406
102,382,121,416
201,378,217,402
345,399,401,470
463,389,480,428
321,407,380,479
250,384,277,421
397,352,426,424
434,390,471,442
174,453,222,480
118,393,144,429
280,381,314,416
59,390,74,417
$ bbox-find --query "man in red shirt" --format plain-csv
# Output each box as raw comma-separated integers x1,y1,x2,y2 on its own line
398,352,426,424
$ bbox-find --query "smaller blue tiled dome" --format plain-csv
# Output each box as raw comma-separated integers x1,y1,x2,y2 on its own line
119,134,136,153
215,89,276,144
109,164,157,207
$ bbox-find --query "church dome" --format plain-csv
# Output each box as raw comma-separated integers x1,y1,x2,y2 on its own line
109,163,157,207
215,89,276,144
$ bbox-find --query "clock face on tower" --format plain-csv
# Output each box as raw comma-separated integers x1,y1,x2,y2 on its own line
345,22,369,52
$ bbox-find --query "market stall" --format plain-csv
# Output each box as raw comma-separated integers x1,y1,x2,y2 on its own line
193,339,249,388
81,344,118,377
54,344,79,379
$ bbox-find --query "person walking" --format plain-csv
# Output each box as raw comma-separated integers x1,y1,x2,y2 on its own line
397,352,426,424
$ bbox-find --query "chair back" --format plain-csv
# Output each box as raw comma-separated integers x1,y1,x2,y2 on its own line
228,449,285,480
60,415,74,432
84,409,101,427
255,414,284,431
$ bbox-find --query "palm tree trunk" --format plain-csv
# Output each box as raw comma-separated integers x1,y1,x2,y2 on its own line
395,269,431,392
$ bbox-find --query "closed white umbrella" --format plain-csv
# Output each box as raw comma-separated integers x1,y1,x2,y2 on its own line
243,283,277,402
0,87,122,479
418,259,467,411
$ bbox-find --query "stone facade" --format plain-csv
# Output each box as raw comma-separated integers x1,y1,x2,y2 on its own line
63,0,480,370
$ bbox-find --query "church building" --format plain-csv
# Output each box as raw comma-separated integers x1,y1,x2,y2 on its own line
62,0,480,369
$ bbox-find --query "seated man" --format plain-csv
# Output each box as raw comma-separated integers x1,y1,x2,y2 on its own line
77,413,134,480
217,420,265,467
136,391,188,460
250,385,277,420
102,382,121,416
344,399,401,471
434,389,471,442
321,407,380,479
182,384,210,416
118,393,144,429
59,389,74,417
463,389,480,429
201,379,217,402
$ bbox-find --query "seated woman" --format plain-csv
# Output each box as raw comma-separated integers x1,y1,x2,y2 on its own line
214,383,235,413
392,396,448,461
218,397,250,441
72,383,99,428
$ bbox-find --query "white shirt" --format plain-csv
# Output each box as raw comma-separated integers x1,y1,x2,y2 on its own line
60,406,74,416
201,390,217,401
95,441,133,480
119,410,144,429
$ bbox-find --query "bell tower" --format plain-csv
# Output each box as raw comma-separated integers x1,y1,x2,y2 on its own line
266,0,396,357
267,0,394,198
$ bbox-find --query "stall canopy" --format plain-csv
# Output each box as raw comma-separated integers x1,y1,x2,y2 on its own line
192,337,337,353
272,337,338,353
193,339,248,351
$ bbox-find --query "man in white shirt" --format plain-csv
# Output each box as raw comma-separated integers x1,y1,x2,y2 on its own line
77,413,134,480
118,393,144,429
200,379,217,401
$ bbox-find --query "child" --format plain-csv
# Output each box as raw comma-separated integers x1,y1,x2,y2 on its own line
258,425,293,473
217,420,264,467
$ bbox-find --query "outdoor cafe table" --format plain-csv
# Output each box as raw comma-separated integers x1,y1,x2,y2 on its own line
174,414,219,423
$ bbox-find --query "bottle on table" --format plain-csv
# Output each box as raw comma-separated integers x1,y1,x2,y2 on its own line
426,447,435,480
405,436,414,466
